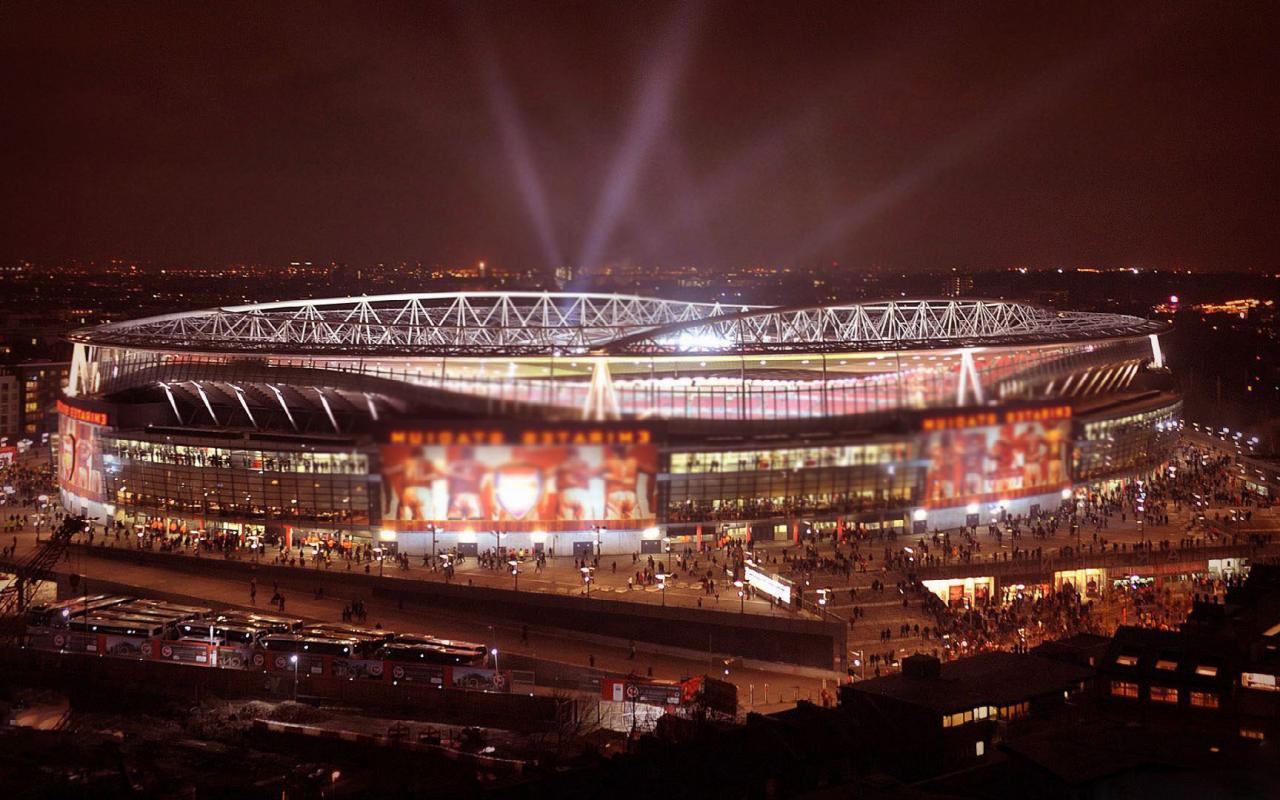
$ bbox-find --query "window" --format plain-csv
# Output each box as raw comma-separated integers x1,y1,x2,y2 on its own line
1190,691,1219,709
1240,728,1265,741
1195,665,1218,677
1155,658,1178,671
1241,672,1278,692
1150,686,1179,704
1115,654,1138,667
998,702,1029,720
975,740,985,757
1111,680,1139,699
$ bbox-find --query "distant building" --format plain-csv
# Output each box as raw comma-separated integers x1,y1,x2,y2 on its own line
941,272,974,297
1096,563,1280,743
0,360,69,441
838,651,1094,774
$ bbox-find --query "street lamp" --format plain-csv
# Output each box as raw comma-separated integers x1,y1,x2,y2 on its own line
734,580,746,614
491,646,500,673
581,566,594,597
290,654,299,700
655,573,670,607
509,559,519,591
817,588,831,620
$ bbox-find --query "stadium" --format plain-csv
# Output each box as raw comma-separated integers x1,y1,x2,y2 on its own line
56,293,1182,557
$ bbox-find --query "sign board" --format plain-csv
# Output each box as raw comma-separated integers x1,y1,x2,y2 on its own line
744,560,793,605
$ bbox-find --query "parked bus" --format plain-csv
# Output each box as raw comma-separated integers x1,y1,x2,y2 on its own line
377,642,486,666
25,595,133,627
176,621,260,646
304,623,394,643
393,634,487,663
128,599,213,620
217,612,304,633
259,634,366,658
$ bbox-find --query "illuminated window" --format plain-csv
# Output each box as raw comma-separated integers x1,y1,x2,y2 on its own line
1110,680,1139,699
975,740,985,757
1155,658,1178,671
1242,672,1278,691
1190,691,1218,709
1115,654,1138,667
1240,728,1265,741
1150,686,1179,704
998,702,1029,720
1195,665,1218,677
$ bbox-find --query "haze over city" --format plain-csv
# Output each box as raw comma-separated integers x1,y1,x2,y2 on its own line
3,1,1279,272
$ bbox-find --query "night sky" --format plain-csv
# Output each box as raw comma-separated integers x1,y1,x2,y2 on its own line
2,1,1277,271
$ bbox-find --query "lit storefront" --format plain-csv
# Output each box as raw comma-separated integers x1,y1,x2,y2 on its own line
923,576,995,608
1054,568,1107,598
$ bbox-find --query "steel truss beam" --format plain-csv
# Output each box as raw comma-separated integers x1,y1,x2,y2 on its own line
69,293,1166,358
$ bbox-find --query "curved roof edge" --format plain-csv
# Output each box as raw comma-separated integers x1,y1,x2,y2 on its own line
68,292,1168,358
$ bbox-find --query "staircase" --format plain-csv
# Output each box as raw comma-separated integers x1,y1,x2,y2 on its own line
0,517,81,624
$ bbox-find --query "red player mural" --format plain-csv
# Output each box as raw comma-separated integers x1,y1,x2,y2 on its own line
381,442,657,530
923,420,1068,508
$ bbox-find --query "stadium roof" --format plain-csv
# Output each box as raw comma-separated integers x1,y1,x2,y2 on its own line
69,292,1168,358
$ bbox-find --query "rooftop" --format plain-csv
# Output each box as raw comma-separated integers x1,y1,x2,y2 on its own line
846,652,1095,713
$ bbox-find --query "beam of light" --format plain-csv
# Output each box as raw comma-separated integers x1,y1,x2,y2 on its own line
780,40,1123,267
478,54,565,268
625,113,823,263
575,2,702,277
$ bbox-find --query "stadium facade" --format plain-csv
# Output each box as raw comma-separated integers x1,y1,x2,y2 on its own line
56,293,1182,556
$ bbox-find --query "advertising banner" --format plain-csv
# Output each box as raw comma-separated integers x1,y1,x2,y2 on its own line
333,658,386,680
922,419,1069,508
449,666,510,692
386,662,446,684
381,440,657,531
58,413,104,502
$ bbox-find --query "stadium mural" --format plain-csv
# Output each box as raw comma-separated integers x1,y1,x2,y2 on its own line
381,442,658,531
922,419,1070,509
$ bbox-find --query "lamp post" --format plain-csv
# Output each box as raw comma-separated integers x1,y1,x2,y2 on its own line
656,573,669,607
509,559,519,591
581,566,594,597
817,588,830,621
734,580,746,614
290,654,299,701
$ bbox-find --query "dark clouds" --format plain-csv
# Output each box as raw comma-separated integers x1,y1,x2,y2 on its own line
1,1,1277,271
